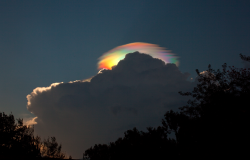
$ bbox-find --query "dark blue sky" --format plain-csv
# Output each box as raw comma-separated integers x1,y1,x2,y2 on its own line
0,0,250,157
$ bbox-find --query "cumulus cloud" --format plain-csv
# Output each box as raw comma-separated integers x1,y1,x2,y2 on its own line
23,117,38,126
26,52,196,158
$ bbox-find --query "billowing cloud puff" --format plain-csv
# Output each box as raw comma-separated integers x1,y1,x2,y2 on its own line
24,117,38,126
26,52,196,158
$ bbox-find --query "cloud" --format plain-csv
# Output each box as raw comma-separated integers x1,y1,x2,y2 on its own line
26,52,196,158
23,117,38,126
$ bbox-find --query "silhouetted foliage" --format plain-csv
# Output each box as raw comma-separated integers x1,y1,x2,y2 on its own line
84,126,177,160
0,112,69,159
162,53,250,159
41,136,66,159
0,112,41,159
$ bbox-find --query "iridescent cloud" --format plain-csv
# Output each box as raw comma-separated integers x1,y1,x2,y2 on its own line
98,42,179,70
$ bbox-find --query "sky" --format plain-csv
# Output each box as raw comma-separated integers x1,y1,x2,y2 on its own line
0,0,250,158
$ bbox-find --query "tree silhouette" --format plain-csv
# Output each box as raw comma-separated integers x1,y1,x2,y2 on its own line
0,112,41,159
41,136,66,159
84,126,177,160
0,112,69,159
162,53,250,159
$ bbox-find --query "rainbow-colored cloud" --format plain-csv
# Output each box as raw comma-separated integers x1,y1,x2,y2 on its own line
98,42,179,70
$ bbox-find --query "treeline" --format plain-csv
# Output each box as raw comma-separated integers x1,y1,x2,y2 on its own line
83,53,250,160
0,112,72,159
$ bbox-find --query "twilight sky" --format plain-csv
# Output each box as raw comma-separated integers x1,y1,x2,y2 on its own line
0,0,250,158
